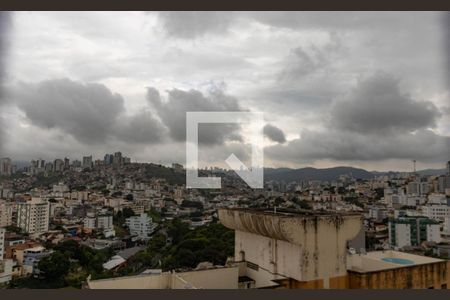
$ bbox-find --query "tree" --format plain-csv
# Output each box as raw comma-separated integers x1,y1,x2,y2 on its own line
298,200,312,210
55,240,79,256
167,219,190,244
4,225,24,234
148,233,167,252
181,200,203,210
38,252,71,280
122,207,135,218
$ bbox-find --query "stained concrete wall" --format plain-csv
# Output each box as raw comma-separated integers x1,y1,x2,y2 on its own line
219,209,363,284
348,261,450,289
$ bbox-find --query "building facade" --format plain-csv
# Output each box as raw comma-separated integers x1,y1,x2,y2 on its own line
125,213,157,239
388,217,441,248
16,198,50,235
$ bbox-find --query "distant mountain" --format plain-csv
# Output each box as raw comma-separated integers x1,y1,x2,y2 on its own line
264,166,374,182
416,168,447,176
371,168,447,177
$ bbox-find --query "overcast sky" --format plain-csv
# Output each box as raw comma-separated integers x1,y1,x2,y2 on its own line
0,12,449,171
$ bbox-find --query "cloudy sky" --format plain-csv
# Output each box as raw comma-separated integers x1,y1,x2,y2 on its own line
0,12,449,171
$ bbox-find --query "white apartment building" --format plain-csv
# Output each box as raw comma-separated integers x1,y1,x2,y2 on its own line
84,215,96,229
428,194,448,205
0,201,13,227
427,224,442,243
126,213,157,239
421,205,450,221
0,226,13,284
391,223,412,248
83,212,113,231
16,198,50,235
389,217,442,249
368,207,389,221
52,182,69,194
97,214,113,230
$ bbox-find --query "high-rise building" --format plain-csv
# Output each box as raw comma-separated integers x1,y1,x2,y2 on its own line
44,162,53,172
16,198,50,235
113,152,122,165
104,154,113,165
438,175,450,193
0,200,13,227
0,158,12,176
53,159,64,172
82,156,93,169
64,157,70,170
72,159,82,168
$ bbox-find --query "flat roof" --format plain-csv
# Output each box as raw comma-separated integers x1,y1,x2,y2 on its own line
348,250,444,273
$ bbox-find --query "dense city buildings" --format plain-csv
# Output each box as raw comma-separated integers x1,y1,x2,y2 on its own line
0,156,449,289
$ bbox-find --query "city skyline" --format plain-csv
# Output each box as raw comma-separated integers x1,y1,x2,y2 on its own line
0,12,449,172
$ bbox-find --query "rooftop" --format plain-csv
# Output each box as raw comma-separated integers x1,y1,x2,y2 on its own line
348,250,444,273
220,207,362,220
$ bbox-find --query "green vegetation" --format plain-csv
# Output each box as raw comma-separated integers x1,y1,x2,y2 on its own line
3,225,26,235
113,207,135,226
8,219,234,288
144,164,185,185
343,196,364,208
116,220,234,276
33,173,61,188
181,200,203,210
147,209,162,223
290,197,312,210
161,220,234,270
9,240,114,289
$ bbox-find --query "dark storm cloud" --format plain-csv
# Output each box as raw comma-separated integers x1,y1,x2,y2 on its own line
278,35,343,82
12,78,164,144
330,73,440,134
266,129,450,164
147,86,244,145
263,124,286,144
158,12,234,39
14,79,125,143
113,111,167,144
266,72,450,164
